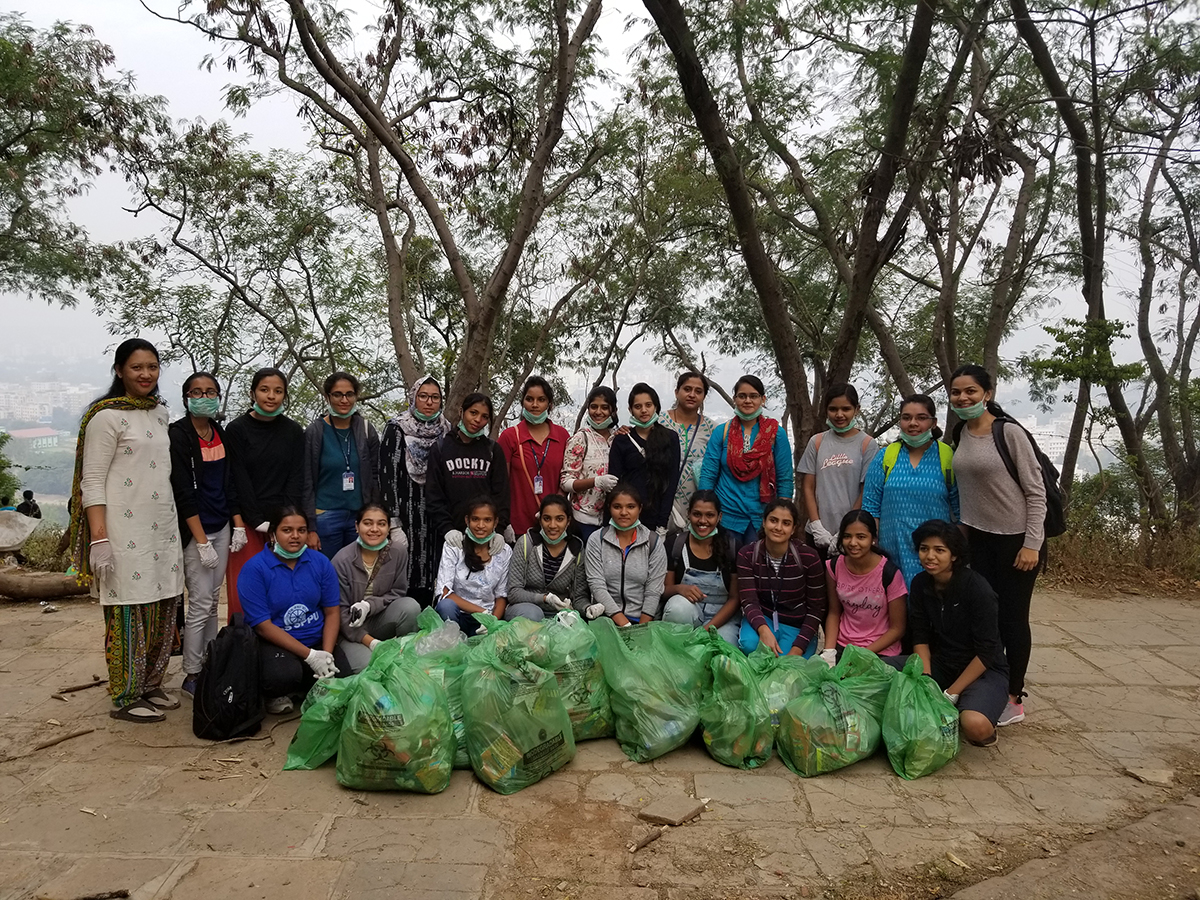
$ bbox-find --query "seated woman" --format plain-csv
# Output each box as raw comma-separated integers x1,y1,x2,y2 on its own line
823,509,906,664
907,519,1009,747
506,494,588,621
581,483,667,625
736,499,826,656
434,498,512,636
238,505,348,714
660,490,741,644
331,503,422,674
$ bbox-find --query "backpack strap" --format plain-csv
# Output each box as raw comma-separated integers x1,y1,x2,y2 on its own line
813,432,823,455
861,434,872,455
881,442,902,482
991,419,1021,485
881,558,901,591
936,440,955,488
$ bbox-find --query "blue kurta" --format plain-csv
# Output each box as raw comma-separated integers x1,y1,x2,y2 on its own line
861,441,960,588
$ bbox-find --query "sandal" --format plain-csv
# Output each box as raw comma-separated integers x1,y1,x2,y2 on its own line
110,699,166,723
143,688,181,710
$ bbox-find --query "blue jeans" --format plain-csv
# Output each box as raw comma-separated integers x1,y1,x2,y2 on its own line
434,596,486,636
315,508,358,561
738,618,818,657
504,602,546,622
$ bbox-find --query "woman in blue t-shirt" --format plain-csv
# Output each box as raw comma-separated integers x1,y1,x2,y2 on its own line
238,505,349,714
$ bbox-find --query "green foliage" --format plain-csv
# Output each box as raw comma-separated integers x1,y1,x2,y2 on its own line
1027,319,1146,385
0,434,20,502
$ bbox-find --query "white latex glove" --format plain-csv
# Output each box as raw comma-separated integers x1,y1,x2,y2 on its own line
389,518,407,548
229,527,248,553
443,530,464,549
348,600,371,629
255,521,270,534
555,609,580,627
594,473,619,492
197,541,220,569
544,592,571,611
819,648,838,668
503,524,515,544
368,638,382,653
476,623,488,636
584,603,606,621
943,690,960,706
810,519,834,550
89,540,115,579
655,526,667,538
304,649,338,679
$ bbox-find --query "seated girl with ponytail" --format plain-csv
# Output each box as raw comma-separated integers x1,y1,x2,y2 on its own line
822,510,906,665
660,490,742,644
433,498,512,636
505,494,588,621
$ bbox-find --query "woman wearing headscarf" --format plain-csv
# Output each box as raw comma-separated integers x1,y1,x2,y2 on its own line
380,376,451,607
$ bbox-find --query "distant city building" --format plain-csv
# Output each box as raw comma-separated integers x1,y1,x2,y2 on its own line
0,381,99,421
4,427,61,452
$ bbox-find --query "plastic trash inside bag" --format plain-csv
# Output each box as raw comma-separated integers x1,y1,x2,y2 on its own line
776,666,881,777
699,634,773,768
335,652,454,792
882,655,960,779
396,607,471,768
745,644,825,731
524,609,613,742
283,673,360,770
833,644,898,723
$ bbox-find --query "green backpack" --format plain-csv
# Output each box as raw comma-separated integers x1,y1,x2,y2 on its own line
881,440,954,489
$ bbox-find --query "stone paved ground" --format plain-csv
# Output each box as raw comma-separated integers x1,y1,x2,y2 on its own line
0,588,1198,900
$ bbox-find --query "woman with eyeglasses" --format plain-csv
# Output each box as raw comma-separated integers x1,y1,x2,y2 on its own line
698,375,794,542
380,376,451,608
860,394,959,588
302,372,381,561
169,372,247,698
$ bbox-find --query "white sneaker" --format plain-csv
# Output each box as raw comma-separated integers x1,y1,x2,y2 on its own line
997,700,1025,726
265,695,294,715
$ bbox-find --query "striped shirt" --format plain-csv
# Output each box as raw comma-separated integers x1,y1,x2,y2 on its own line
736,539,827,648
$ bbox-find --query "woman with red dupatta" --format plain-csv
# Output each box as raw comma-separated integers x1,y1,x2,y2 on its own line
697,375,795,542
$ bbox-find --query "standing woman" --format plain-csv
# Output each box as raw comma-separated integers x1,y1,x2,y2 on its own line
506,494,588,621
660,490,741,644
560,386,619,544
426,392,510,539
860,394,959,587
948,364,1046,727
698,374,795,542
658,372,716,532
608,383,680,534
736,499,826,657
224,367,305,616
68,338,185,722
303,372,381,561
169,372,248,698
581,484,668,625
798,383,878,555
379,376,451,607
498,376,571,538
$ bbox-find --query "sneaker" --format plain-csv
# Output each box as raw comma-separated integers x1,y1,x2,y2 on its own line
265,695,294,715
997,700,1025,726
180,675,198,698
970,732,998,748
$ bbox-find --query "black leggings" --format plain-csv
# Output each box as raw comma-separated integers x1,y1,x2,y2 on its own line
258,641,352,699
966,527,1040,698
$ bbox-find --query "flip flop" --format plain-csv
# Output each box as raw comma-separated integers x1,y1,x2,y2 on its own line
110,699,166,723
143,688,181,710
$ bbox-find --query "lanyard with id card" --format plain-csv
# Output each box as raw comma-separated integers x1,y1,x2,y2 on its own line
334,425,356,491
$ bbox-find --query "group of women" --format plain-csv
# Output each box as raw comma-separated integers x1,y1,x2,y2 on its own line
70,340,1047,751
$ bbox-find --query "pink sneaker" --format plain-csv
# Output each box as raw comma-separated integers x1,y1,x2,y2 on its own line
997,700,1025,726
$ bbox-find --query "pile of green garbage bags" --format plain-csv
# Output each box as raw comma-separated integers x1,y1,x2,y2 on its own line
285,615,962,792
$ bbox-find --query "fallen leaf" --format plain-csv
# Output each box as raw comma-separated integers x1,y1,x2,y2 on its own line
947,852,970,869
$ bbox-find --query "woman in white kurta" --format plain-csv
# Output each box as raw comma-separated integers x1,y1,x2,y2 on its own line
68,338,185,722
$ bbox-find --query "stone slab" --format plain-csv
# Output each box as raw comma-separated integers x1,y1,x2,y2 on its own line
167,856,344,900
637,795,707,825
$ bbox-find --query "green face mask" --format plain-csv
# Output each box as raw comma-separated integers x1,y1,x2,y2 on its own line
629,414,654,429
187,396,220,418
273,542,306,560
522,408,549,425
412,407,440,422
899,428,934,448
329,402,357,419
252,401,284,418
467,528,495,544
458,421,487,439
587,415,613,430
357,536,389,551
736,408,761,421
955,400,987,420
826,417,857,434
609,517,640,532
540,527,566,545
688,524,715,541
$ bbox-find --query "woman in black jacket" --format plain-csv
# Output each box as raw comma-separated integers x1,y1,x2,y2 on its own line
169,372,246,697
425,392,510,539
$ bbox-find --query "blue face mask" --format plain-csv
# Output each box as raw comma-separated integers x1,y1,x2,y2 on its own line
609,517,640,532
357,536,389,551
252,401,284,418
540,528,566,545
187,396,220,418
522,408,549,425
955,400,987,420
273,542,306,560
899,428,934,448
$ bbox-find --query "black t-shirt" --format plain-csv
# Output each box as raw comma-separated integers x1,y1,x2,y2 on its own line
669,538,733,590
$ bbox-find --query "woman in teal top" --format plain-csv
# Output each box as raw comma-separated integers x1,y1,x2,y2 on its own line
698,374,794,542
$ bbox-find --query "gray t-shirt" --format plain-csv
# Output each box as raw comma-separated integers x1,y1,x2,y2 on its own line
798,429,879,533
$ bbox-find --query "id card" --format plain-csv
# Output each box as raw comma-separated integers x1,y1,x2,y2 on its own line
342,471,355,492
533,475,544,495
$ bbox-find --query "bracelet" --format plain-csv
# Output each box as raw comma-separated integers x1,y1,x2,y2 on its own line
89,538,110,546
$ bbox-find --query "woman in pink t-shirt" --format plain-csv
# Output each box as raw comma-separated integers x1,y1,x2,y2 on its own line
823,510,907,660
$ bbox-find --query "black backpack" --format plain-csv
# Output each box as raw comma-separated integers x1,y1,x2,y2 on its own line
953,416,1066,539
193,613,265,741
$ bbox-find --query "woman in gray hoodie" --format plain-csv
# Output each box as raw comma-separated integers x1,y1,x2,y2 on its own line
581,484,667,625
331,503,420,673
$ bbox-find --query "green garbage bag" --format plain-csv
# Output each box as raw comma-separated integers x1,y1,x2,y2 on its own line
283,673,361,770
335,652,454,792
745,645,824,731
591,619,712,762
882,655,960,779
397,607,471,768
833,644,897,722
526,611,613,741
462,637,576,794
699,635,773,768
776,666,881,777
